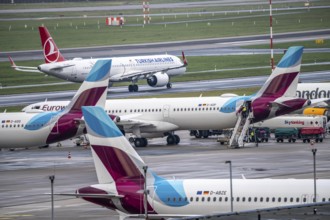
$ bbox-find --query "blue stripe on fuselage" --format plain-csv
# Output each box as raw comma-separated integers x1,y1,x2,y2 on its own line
152,173,189,207
220,95,253,113
24,111,62,131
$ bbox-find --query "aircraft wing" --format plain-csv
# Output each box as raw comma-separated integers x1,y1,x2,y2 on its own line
9,56,41,73
309,98,330,107
48,63,75,71
116,114,154,128
176,201,330,220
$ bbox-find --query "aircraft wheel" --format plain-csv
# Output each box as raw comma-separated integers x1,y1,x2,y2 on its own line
166,83,172,89
167,135,176,145
134,138,144,147
128,85,134,92
202,130,209,139
133,84,139,92
194,130,202,139
174,135,180,144
141,138,148,147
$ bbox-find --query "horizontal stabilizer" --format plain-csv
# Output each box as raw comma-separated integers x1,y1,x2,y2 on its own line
51,193,123,198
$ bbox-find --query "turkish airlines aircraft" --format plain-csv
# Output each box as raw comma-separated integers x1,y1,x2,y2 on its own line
9,26,187,92
57,105,330,219
23,47,310,147
0,60,111,149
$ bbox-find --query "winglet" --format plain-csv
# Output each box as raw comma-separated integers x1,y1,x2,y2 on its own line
8,56,16,67
182,51,188,66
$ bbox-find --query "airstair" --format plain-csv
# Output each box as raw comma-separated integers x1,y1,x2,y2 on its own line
229,103,253,148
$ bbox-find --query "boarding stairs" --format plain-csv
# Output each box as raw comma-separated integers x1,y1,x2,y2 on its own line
229,110,252,148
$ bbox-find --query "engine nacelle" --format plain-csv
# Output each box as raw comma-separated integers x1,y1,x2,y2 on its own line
303,107,329,118
147,72,169,87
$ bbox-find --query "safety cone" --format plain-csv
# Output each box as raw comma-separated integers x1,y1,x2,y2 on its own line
68,151,71,159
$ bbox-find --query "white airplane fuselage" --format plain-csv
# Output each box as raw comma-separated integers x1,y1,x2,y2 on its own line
38,55,185,83
24,97,239,134
81,167,330,215
0,112,52,148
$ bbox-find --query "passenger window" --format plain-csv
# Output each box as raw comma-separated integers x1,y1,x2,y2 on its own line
201,197,205,202
266,197,269,202
254,197,257,202
225,197,228,202
290,198,293,202
207,197,210,202
248,197,251,202
242,197,246,202
196,197,199,202
236,197,240,202
303,198,306,202
190,197,193,202
278,198,281,202
272,197,275,202
213,197,216,202
296,198,299,202
260,197,263,202
284,197,287,202
219,197,222,202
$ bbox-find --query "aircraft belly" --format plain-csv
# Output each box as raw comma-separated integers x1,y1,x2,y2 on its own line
174,113,236,130
0,128,49,148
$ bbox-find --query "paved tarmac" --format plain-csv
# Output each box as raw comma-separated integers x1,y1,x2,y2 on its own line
1,131,330,219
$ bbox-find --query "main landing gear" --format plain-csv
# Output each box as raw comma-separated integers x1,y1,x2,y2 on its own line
166,134,180,145
130,137,148,148
128,84,139,92
166,83,172,89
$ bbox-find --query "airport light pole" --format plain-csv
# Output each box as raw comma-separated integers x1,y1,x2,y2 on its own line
225,160,233,212
143,166,148,220
49,175,55,220
311,140,317,202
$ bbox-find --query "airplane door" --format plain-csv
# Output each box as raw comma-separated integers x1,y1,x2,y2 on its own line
163,105,170,119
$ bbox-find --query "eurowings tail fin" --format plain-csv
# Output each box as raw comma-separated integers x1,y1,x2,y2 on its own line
82,106,146,184
39,26,66,63
63,60,111,114
255,46,304,98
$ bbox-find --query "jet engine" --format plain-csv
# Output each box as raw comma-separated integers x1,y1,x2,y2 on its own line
147,72,169,87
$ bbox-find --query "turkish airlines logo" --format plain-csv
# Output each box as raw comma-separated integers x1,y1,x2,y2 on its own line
43,37,60,63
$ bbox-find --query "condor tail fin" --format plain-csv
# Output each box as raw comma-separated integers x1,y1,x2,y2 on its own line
39,26,66,63
82,106,146,184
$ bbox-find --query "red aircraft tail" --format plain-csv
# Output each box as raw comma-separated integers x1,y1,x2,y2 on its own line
38,26,65,63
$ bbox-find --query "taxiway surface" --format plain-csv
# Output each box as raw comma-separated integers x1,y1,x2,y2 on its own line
1,131,330,219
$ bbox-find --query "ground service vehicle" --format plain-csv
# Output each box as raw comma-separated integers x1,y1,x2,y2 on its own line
275,128,299,143
300,127,325,143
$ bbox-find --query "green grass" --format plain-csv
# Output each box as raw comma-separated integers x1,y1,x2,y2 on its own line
243,39,330,49
1,7,329,51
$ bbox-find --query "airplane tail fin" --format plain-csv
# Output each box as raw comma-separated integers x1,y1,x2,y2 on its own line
82,106,146,184
255,46,304,98
39,26,66,63
63,60,111,114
